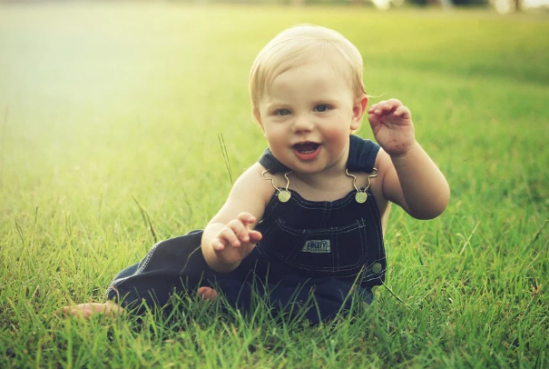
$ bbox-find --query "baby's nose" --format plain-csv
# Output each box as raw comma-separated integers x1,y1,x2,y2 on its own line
292,115,314,132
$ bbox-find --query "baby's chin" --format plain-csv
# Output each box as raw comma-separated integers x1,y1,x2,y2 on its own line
286,162,333,176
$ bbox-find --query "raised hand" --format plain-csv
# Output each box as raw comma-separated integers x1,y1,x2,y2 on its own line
211,212,262,268
368,99,416,157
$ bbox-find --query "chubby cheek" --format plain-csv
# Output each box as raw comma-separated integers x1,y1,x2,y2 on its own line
263,127,286,150
323,126,349,146
263,121,286,138
265,132,288,150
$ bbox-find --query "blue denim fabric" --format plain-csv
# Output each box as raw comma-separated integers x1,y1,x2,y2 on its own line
107,136,384,323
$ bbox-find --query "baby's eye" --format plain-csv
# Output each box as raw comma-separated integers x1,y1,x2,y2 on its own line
314,104,330,113
275,109,291,116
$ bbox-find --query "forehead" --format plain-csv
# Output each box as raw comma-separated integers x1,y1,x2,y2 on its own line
273,61,344,87
264,58,353,97
259,62,354,109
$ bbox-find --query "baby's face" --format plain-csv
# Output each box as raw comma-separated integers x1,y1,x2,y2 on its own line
255,61,365,175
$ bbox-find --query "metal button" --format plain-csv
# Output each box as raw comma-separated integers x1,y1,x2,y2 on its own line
372,263,382,274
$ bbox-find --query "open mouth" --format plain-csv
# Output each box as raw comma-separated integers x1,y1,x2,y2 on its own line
292,142,321,160
293,142,320,153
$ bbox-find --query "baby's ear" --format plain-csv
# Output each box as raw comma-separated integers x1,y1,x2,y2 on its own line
351,95,368,130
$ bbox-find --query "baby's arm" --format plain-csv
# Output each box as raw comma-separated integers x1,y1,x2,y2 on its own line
368,99,450,219
201,163,273,272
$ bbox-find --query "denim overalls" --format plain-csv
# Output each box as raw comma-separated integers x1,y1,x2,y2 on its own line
107,135,386,323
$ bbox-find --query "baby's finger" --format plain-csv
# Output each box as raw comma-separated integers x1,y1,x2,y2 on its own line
393,106,411,119
375,103,394,115
227,219,250,243
368,112,382,126
237,212,256,225
248,230,263,243
386,98,402,108
380,103,395,113
380,99,402,113
212,238,227,251
368,100,386,113
219,226,241,247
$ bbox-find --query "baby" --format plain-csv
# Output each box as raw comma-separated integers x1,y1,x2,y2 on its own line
64,24,449,323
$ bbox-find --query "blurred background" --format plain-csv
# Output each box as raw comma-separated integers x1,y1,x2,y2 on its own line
181,0,549,13
3,0,549,13
0,0,547,226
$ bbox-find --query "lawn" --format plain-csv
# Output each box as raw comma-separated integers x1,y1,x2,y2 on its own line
0,2,548,368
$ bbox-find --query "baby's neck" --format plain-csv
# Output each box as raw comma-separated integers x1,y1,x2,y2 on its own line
289,169,355,202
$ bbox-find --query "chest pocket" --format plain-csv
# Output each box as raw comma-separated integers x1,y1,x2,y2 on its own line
258,218,371,277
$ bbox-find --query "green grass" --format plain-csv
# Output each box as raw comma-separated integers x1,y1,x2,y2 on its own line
1,3,548,368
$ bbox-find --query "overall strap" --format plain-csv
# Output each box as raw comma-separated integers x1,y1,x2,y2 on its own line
258,149,291,174
347,135,380,173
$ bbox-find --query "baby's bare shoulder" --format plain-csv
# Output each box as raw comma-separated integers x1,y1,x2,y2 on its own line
232,163,277,202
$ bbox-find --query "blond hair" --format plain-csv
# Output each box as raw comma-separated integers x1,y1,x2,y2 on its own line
249,24,366,112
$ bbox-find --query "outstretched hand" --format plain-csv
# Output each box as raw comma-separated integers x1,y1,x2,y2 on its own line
211,212,262,268
368,99,416,157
